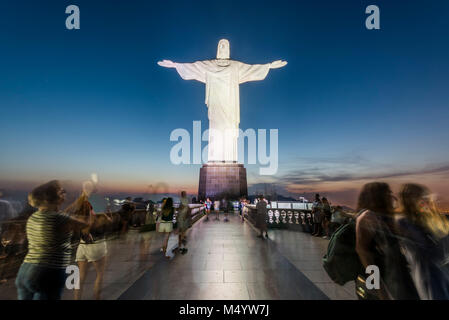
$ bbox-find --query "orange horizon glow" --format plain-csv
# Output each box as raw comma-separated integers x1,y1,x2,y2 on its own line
1,169,448,209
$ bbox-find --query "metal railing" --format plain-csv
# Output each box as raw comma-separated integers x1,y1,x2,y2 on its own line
244,204,315,232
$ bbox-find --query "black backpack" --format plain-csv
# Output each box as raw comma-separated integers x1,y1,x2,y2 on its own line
322,215,363,285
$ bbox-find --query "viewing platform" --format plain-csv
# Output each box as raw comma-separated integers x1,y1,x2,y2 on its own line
0,209,356,300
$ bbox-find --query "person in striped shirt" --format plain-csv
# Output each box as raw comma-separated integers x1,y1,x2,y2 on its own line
15,180,93,300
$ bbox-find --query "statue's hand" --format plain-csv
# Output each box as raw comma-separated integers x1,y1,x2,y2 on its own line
158,60,176,68
270,60,287,69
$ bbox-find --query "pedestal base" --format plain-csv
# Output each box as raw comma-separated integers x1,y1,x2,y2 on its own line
198,162,248,200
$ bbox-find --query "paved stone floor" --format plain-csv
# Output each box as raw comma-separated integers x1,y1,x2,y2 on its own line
0,213,356,300
267,224,356,300
119,214,356,300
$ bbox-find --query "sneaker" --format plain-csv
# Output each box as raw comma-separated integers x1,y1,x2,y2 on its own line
180,248,188,255
265,234,269,239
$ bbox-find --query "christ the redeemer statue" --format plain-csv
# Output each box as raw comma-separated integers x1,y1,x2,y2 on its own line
158,39,287,163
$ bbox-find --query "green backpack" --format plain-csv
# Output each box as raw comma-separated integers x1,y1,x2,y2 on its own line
322,218,364,285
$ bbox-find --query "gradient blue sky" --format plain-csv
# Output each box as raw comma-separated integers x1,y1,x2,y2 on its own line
1,0,448,207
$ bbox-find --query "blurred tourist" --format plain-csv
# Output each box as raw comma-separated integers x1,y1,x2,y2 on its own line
15,180,93,300
239,198,246,223
355,182,419,300
159,197,174,259
311,194,323,237
118,197,135,237
74,207,111,300
395,183,449,299
224,198,231,222
146,202,156,225
220,198,227,221
256,195,268,239
214,199,220,221
322,197,332,239
205,198,212,221
241,199,248,223
175,191,190,255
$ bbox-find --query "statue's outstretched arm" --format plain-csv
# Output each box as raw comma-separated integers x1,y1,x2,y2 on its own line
158,60,176,68
238,60,286,84
270,60,288,69
158,60,208,83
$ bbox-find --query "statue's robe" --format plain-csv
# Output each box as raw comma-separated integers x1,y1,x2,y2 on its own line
173,60,271,162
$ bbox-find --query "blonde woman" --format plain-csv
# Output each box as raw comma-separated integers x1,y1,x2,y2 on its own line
395,183,449,299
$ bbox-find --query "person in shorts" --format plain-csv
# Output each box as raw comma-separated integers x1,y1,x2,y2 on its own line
205,198,212,221
75,208,111,300
159,197,174,258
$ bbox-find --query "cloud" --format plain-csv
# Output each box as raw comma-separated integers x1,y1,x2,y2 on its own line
281,163,449,186
248,156,449,207
276,151,449,185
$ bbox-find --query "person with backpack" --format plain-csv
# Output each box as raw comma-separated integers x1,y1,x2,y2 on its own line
322,208,363,288
355,182,419,300
395,183,449,299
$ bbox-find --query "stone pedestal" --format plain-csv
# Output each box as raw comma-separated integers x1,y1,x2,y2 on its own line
198,162,248,200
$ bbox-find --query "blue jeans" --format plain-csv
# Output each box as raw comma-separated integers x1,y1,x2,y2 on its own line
15,263,67,300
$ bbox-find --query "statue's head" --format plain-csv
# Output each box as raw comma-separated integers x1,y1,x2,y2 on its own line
217,39,230,60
